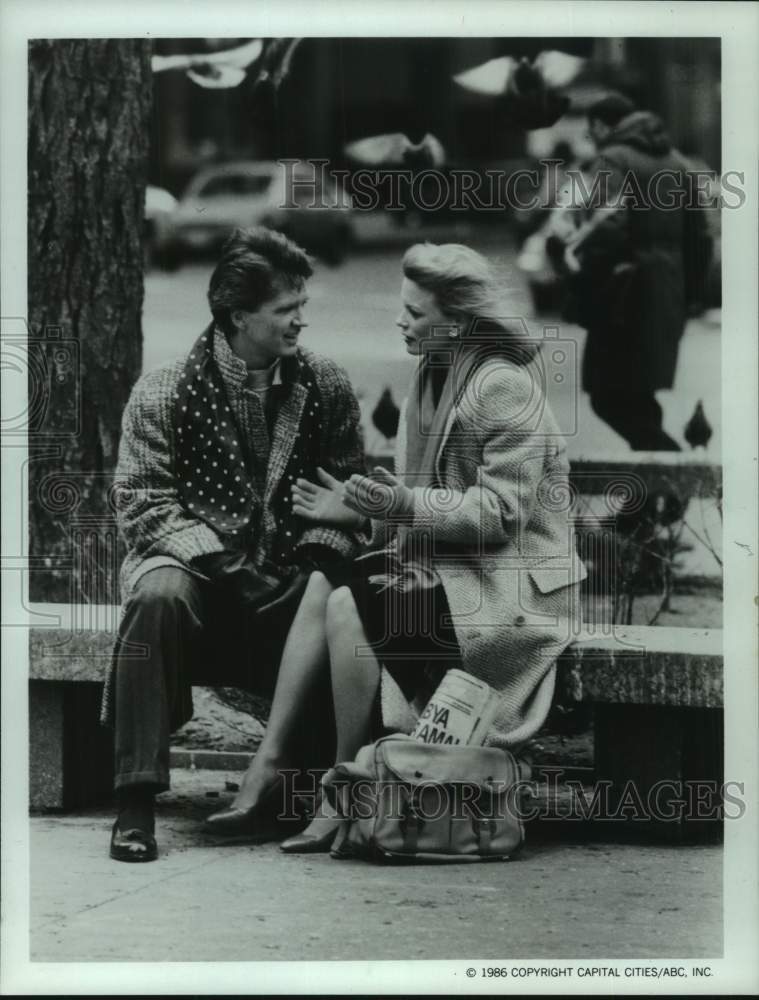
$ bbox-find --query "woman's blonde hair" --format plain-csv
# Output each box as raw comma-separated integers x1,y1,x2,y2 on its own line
401,243,507,324
401,242,535,363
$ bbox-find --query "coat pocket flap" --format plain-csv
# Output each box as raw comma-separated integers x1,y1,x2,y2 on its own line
380,738,520,788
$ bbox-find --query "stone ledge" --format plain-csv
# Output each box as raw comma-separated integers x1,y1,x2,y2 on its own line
28,605,120,682
565,454,721,496
27,606,723,710
558,627,723,708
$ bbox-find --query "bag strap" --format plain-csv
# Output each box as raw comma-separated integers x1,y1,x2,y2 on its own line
472,815,497,853
470,784,498,854
329,819,351,857
399,787,499,855
398,787,425,854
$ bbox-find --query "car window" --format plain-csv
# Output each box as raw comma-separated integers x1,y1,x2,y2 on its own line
290,171,348,207
197,173,274,198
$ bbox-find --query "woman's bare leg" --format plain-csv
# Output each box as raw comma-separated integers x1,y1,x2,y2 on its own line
328,587,382,763
231,570,333,811
298,585,381,836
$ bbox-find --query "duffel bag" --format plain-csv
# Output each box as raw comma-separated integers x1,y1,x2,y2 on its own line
322,734,530,864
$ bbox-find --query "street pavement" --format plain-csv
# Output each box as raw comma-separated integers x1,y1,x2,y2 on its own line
29,768,722,963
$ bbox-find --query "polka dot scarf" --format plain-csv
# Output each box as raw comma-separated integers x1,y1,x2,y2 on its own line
173,326,322,552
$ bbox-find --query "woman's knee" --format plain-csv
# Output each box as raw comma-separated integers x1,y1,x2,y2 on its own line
297,570,333,618
304,569,333,599
325,585,359,638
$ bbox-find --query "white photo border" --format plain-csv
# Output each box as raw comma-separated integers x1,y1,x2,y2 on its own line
2,0,757,994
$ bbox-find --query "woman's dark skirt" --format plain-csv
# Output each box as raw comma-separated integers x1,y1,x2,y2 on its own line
324,547,462,706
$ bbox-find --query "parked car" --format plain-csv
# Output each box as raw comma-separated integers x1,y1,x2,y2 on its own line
153,161,354,269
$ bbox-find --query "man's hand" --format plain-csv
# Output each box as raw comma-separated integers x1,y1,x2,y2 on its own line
191,551,282,607
343,466,414,522
255,566,310,616
295,542,344,573
291,467,365,528
192,551,242,580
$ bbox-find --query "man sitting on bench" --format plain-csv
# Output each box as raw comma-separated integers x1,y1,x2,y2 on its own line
102,227,365,862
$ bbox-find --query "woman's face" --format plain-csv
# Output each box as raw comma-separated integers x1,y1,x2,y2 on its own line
396,277,457,356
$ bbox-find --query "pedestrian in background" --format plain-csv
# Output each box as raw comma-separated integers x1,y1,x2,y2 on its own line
565,94,712,451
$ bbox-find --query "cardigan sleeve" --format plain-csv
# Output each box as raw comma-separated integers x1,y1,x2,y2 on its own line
114,365,225,564
295,359,368,558
407,362,548,547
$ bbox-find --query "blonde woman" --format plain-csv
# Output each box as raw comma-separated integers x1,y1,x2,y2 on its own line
205,242,586,850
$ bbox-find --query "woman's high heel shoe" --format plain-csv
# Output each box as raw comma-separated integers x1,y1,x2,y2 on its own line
279,819,346,854
203,778,283,837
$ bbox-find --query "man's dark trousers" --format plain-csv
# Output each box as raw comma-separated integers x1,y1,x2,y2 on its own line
113,567,334,793
589,390,681,451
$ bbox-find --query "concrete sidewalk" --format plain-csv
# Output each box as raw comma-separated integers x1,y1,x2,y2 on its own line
30,769,722,963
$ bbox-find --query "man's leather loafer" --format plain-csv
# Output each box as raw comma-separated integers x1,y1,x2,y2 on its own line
109,821,158,863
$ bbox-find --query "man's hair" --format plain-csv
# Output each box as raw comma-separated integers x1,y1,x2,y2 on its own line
587,93,636,128
208,226,313,334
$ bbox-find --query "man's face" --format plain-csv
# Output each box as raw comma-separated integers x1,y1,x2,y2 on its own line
232,278,308,367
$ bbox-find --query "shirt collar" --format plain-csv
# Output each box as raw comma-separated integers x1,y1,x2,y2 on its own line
212,325,294,390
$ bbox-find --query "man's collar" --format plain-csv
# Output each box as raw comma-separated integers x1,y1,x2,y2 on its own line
212,325,248,389
212,325,298,388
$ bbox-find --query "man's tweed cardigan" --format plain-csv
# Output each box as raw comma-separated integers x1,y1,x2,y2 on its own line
114,327,366,601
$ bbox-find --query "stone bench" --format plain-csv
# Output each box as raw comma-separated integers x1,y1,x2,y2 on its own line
556,625,723,842
28,604,118,811
28,603,723,841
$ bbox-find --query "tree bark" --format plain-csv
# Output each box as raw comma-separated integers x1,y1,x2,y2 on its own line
28,39,152,603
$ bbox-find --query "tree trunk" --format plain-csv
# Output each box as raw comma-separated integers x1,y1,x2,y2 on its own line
27,40,152,603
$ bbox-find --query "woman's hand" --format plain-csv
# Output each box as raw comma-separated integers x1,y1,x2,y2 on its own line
343,466,414,522
291,467,365,528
